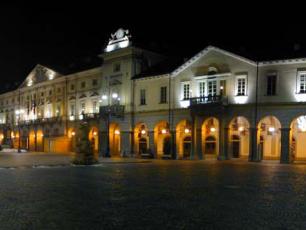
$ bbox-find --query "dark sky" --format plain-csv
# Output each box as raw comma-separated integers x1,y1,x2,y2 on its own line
0,2,305,92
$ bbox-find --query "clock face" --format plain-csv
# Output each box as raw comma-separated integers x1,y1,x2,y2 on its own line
116,29,124,39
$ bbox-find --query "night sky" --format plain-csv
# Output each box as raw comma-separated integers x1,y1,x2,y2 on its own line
0,3,305,92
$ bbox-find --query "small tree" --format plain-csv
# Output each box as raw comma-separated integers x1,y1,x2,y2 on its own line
73,122,98,165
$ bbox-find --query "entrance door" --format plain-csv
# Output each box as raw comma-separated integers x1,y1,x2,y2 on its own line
139,138,147,154
205,136,216,154
163,137,171,155
183,136,192,158
232,135,240,158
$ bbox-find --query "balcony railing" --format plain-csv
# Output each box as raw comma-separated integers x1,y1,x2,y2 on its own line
190,95,228,106
100,105,125,118
18,117,62,126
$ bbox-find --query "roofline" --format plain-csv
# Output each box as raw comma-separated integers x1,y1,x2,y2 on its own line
171,45,257,76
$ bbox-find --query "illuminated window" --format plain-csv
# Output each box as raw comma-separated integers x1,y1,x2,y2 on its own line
70,104,75,116
140,89,146,105
93,101,99,113
236,76,247,96
208,80,217,96
299,73,306,93
199,81,206,97
181,82,190,100
81,102,85,113
160,86,167,103
267,74,277,96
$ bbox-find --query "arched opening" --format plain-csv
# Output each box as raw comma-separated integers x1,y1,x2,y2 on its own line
68,128,76,152
36,129,44,152
154,121,171,158
202,117,219,158
205,136,216,154
290,115,306,161
176,120,192,159
229,116,250,159
134,123,149,156
109,123,120,157
183,136,192,158
88,127,99,155
258,116,281,160
29,130,36,151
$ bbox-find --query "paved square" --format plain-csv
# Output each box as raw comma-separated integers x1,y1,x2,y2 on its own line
0,158,305,229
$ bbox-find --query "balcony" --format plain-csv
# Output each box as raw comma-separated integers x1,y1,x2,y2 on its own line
99,105,125,118
190,95,228,106
189,95,228,114
18,117,62,126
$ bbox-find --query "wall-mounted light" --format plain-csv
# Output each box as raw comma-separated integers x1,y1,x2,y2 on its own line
161,129,167,134
114,130,120,135
93,131,97,136
40,133,44,137
71,131,76,136
220,86,224,90
102,95,107,100
112,93,118,99
210,127,216,132
141,129,146,135
238,126,244,132
184,128,190,134
268,127,275,132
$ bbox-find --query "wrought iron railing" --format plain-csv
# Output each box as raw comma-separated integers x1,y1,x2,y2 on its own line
190,95,228,106
100,105,125,118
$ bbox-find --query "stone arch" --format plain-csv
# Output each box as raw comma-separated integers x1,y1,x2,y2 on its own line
134,123,149,155
202,117,219,158
290,115,306,161
109,122,120,157
176,120,192,159
257,116,281,160
154,120,171,158
228,116,250,159
88,126,99,154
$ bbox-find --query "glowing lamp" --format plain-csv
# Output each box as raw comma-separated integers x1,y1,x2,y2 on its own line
112,93,118,99
141,129,146,135
114,130,120,135
268,127,275,132
210,127,216,132
238,127,244,132
184,128,190,134
71,131,76,136
161,129,167,134
93,131,97,136
102,95,107,100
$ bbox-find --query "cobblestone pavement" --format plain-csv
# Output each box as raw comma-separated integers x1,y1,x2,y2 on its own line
0,159,306,229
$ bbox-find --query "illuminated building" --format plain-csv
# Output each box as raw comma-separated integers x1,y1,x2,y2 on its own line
1,28,306,163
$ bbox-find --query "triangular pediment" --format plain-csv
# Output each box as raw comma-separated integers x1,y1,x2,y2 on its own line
172,46,256,76
19,64,61,88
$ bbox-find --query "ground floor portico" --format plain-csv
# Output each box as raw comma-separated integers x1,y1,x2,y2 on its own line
2,104,306,164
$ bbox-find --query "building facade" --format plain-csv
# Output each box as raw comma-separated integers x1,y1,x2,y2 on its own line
1,28,306,163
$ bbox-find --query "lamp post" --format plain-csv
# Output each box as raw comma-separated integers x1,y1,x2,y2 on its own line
101,84,120,158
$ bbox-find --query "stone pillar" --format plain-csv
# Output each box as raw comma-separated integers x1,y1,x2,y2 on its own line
196,128,202,160
223,127,229,160
99,131,107,157
148,131,156,158
191,116,196,160
120,131,132,157
218,119,226,160
280,127,291,164
171,130,177,159
249,127,259,162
